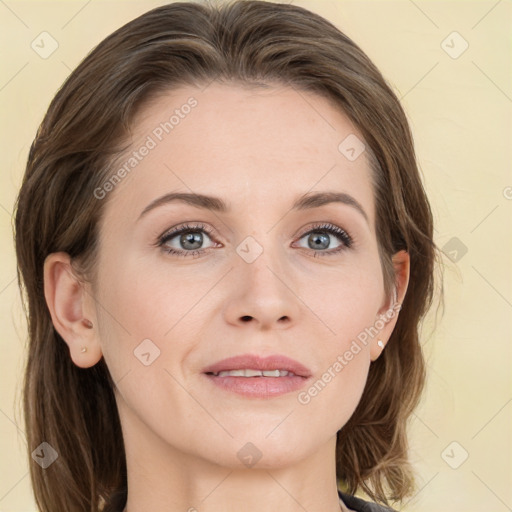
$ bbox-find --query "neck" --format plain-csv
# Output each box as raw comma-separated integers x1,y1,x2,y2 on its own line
117,400,348,512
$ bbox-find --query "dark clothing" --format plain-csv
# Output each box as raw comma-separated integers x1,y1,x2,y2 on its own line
339,490,397,512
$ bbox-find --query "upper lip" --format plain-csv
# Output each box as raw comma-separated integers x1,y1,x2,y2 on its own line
202,354,312,378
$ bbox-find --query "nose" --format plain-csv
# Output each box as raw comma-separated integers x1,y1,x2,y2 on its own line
223,244,300,330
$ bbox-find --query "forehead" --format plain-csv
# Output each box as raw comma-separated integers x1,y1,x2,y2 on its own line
102,82,376,229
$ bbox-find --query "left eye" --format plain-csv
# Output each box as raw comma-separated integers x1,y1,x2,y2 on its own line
158,223,216,257
292,223,353,257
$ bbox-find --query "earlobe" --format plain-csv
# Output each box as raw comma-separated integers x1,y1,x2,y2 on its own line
43,252,103,368
370,250,410,362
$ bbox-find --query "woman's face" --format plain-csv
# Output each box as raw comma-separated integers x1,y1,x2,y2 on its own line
88,82,402,469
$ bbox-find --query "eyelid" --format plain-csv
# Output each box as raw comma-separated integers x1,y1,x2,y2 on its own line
158,222,216,242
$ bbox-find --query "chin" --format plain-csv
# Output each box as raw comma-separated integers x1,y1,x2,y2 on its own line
219,432,316,470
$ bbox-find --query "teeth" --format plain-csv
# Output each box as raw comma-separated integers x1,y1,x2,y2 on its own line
262,370,282,377
213,369,292,377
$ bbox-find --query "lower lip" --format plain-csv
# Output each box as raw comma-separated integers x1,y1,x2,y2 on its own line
203,374,309,398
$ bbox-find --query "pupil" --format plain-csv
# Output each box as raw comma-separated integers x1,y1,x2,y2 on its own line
310,233,329,250
182,232,202,250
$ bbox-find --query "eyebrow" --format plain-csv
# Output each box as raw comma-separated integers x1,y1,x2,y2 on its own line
138,191,369,225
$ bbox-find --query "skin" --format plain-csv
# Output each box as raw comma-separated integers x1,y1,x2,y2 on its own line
44,82,409,512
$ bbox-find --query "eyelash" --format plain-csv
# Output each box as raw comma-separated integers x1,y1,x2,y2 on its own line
156,222,354,259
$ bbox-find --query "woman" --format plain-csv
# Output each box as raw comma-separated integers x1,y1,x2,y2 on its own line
14,1,442,511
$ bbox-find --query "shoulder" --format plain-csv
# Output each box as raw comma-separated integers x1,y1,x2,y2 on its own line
338,490,398,512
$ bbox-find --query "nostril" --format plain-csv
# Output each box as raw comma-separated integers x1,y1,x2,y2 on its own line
241,316,252,322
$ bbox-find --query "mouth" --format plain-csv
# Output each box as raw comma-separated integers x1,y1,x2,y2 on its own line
202,354,312,398
207,369,300,377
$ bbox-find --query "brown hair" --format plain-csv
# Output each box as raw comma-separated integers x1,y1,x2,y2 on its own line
14,1,443,510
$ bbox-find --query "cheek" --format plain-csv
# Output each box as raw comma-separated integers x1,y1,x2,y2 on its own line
95,251,209,341
292,263,381,431
298,256,384,337
295,333,372,438
92,253,210,403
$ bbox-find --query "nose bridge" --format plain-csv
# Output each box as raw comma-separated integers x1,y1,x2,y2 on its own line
237,232,287,295
227,230,298,328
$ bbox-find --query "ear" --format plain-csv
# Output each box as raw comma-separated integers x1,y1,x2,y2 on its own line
370,249,410,362
43,252,103,368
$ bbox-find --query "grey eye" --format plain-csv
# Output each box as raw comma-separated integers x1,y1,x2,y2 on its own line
297,231,343,251
306,232,330,250
179,232,204,250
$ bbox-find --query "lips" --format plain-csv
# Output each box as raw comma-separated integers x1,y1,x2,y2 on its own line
202,354,312,399
202,354,312,378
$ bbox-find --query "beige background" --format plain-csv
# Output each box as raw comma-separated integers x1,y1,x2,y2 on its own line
1,0,511,510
